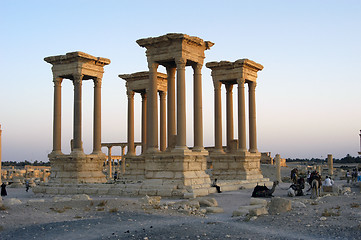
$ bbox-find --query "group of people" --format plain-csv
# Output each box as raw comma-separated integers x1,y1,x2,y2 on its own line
346,168,361,183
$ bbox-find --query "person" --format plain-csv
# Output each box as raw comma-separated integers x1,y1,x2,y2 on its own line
352,168,357,183
1,182,7,197
323,176,334,186
346,170,351,183
211,179,222,193
306,170,311,184
25,180,30,192
113,171,118,181
290,168,298,184
358,169,361,182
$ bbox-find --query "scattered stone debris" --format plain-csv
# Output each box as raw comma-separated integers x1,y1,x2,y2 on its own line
268,197,291,215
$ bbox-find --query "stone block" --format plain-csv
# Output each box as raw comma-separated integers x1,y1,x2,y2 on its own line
153,171,175,179
183,192,196,199
156,189,173,197
46,187,59,195
206,207,224,214
65,187,81,195
249,206,268,216
250,198,267,206
72,194,92,200
83,188,98,195
97,188,110,195
232,209,249,217
139,189,157,196
198,198,218,207
4,198,22,205
268,197,292,215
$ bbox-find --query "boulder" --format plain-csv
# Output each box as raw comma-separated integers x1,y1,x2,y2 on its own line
198,197,218,207
232,209,249,217
268,197,291,215
4,198,22,205
139,195,161,205
292,201,306,208
206,207,224,214
71,194,92,201
249,206,268,216
250,198,267,206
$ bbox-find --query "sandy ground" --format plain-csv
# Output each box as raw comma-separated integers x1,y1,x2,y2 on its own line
0,165,360,240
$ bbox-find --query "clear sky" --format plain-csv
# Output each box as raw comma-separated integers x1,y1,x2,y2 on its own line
1,0,361,161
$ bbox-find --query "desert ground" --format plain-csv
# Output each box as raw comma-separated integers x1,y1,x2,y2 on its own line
0,164,360,240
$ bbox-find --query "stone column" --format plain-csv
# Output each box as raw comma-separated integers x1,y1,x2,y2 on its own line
275,154,282,182
175,58,187,150
107,146,112,180
193,63,204,151
147,61,159,152
127,90,135,155
225,84,234,150
121,146,126,174
93,78,102,154
327,154,333,176
248,81,258,153
52,77,63,154
141,92,147,153
73,74,83,152
214,81,223,152
237,78,247,152
159,91,167,151
166,67,176,149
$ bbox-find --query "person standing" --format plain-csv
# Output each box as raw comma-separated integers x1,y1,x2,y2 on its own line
1,182,7,197
25,180,30,192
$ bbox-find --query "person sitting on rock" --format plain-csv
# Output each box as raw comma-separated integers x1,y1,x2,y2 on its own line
323,176,334,186
211,179,221,193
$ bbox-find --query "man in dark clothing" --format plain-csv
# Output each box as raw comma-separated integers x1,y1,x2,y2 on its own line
1,183,7,197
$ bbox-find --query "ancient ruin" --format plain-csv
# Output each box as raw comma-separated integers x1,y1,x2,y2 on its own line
44,51,110,184
206,59,270,187
0,124,2,184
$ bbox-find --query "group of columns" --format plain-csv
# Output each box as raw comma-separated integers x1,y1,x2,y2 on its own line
106,145,126,176
214,79,258,153
127,90,167,155
146,59,204,152
52,76,103,155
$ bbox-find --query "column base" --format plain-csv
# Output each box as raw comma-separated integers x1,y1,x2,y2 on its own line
172,146,191,154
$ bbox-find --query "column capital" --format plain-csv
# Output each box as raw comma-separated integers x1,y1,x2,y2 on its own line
192,62,202,72
237,77,246,85
248,81,257,90
141,91,147,99
175,58,187,69
159,91,167,98
213,80,222,90
148,61,159,72
73,74,83,85
94,78,102,87
225,83,233,92
53,77,63,86
127,90,135,98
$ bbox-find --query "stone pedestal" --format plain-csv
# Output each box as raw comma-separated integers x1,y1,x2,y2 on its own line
121,155,145,180
48,153,106,184
143,151,212,197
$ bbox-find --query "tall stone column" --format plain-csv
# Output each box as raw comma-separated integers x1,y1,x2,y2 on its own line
175,58,187,150
159,91,167,151
147,61,159,152
225,84,234,150
166,67,176,149
141,92,147,153
73,74,83,152
327,154,333,176
275,154,282,182
193,63,204,151
237,78,247,152
107,146,112,180
93,78,102,154
127,90,135,155
52,77,63,154
214,81,223,152
121,146,126,174
248,81,258,153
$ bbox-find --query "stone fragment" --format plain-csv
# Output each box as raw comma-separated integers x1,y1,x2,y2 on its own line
206,207,224,214
320,217,327,221
71,194,92,201
52,197,72,202
4,198,22,205
184,193,196,199
198,197,218,207
249,206,268,216
292,201,306,208
139,195,161,205
268,197,291,215
232,209,249,217
250,198,267,206
27,199,45,203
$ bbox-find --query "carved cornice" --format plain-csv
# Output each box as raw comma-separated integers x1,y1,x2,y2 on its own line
94,78,102,87
53,77,63,86
44,51,111,67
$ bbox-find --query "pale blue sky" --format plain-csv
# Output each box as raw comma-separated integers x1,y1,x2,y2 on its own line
1,1,361,161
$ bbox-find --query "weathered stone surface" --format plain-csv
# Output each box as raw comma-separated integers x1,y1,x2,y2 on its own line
268,197,292,215
250,198,267,206
27,199,45,203
71,194,92,201
249,206,268,216
139,195,161,205
4,198,22,205
198,197,218,207
206,207,224,214
232,209,249,217
53,197,72,202
292,201,306,208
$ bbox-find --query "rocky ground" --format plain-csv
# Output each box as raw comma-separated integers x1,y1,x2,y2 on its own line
0,165,360,240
